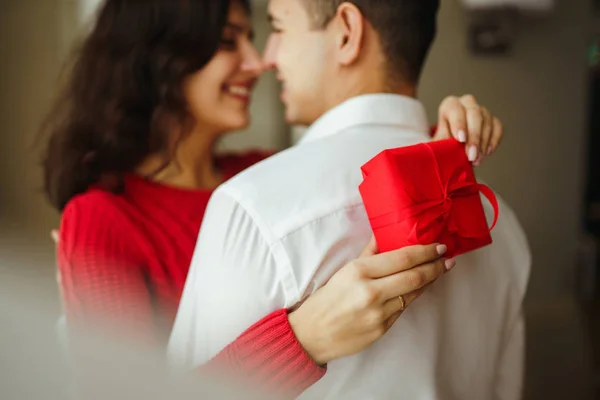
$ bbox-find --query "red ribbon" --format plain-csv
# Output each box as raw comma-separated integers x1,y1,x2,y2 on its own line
368,142,499,248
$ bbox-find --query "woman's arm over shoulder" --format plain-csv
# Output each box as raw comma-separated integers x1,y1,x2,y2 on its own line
202,308,325,397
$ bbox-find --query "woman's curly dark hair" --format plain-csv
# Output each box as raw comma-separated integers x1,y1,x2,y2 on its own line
42,0,250,211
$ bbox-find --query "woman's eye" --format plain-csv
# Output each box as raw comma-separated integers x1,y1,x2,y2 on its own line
220,38,237,49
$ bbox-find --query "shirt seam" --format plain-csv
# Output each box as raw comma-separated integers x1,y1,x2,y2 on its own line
279,200,366,242
217,187,300,305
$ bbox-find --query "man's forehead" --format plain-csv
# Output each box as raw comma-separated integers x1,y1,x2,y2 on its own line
268,0,306,21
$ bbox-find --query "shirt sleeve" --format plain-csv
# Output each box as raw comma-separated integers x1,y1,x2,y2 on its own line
58,193,155,341
168,188,296,369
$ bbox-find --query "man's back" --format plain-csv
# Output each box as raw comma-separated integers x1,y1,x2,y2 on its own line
169,94,530,399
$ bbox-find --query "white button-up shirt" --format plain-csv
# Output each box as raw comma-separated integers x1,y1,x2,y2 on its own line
168,94,531,400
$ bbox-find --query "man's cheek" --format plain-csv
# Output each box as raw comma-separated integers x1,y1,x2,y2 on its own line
277,39,293,70
286,38,306,64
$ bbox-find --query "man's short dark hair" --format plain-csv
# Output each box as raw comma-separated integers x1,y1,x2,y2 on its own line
301,0,439,85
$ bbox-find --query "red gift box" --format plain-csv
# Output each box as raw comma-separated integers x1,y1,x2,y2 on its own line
359,139,499,258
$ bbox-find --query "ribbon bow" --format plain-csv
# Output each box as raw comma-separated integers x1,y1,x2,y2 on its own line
404,143,499,247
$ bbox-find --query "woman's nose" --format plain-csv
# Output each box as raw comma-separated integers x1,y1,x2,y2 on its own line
240,42,264,75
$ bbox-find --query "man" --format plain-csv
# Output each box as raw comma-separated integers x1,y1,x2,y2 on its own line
169,1,530,399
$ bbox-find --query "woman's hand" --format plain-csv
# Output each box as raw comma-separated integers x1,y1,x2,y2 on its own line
435,94,504,166
288,239,454,366
51,229,61,285
51,229,65,312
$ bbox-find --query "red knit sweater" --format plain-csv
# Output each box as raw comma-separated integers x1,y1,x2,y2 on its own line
58,151,325,396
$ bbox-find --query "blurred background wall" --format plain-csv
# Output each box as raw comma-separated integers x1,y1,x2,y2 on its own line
0,0,597,398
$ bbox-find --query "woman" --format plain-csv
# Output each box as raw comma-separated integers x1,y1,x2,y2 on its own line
43,0,502,396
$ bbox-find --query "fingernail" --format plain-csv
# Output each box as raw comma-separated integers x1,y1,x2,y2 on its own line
436,244,448,255
457,130,467,143
467,145,478,162
487,145,493,156
444,258,456,271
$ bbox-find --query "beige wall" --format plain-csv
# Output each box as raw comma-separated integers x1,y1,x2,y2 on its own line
0,0,62,274
0,0,61,227
0,0,66,310
419,0,592,301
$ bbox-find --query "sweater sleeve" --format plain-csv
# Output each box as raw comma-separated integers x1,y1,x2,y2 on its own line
58,192,155,341
205,309,326,397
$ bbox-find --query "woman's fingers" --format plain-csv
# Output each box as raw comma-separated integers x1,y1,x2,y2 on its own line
373,256,454,302
356,243,447,279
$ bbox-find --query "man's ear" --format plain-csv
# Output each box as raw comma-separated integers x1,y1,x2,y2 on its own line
332,2,365,66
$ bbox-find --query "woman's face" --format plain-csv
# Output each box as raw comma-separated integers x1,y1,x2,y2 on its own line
184,1,262,135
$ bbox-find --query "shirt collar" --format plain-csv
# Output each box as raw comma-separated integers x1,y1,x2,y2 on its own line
298,94,430,145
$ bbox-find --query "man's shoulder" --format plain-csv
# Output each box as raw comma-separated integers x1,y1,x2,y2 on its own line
216,127,430,238
221,125,428,189
218,143,305,194
214,143,353,238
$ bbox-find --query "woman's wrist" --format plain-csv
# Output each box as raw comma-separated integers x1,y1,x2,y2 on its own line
287,308,330,367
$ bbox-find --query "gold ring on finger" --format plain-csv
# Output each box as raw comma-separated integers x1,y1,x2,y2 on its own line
398,294,406,311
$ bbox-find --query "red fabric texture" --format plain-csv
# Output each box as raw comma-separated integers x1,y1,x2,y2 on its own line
207,309,326,397
430,124,438,137
359,139,498,258
58,150,324,393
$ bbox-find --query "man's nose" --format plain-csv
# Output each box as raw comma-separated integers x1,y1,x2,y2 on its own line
261,34,279,71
